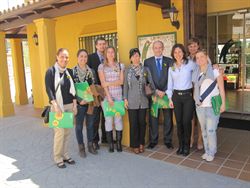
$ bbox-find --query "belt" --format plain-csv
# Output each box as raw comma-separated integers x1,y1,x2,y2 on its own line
174,89,192,96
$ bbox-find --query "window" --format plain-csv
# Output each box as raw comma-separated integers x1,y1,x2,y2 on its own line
78,32,118,54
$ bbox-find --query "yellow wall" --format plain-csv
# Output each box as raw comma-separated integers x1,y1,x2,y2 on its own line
208,0,250,14
137,1,183,44
53,1,183,67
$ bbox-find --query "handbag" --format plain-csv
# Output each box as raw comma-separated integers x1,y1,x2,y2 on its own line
41,72,63,123
145,84,153,97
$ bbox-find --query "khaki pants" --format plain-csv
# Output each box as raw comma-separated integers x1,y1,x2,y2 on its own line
51,103,73,164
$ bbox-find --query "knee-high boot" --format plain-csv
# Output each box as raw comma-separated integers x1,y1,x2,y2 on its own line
106,131,114,152
116,131,122,152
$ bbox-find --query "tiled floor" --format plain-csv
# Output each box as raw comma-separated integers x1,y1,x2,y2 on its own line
124,126,250,182
14,103,250,182
226,90,250,114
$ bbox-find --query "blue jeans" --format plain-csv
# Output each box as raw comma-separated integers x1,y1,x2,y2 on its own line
75,105,96,144
196,107,220,157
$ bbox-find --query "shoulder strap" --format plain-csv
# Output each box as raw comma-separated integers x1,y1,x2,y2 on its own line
199,80,217,103
54,66,65,93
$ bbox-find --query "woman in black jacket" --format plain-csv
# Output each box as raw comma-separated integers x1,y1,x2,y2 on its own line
45,48,77,168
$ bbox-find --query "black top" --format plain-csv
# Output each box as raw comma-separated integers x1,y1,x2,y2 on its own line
144,56,173,91
45,66,75,105
87,52,102,85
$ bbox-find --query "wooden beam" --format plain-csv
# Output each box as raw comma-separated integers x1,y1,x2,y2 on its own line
5,34,27,38
0,0,115,31
0,0,63,20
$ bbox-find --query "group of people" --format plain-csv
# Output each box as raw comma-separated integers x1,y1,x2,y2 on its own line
45,37,226,169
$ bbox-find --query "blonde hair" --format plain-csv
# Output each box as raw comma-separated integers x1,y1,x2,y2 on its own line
103,46,117,66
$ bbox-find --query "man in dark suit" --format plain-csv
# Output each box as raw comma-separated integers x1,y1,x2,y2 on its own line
88,37,107,149
144,40,174,149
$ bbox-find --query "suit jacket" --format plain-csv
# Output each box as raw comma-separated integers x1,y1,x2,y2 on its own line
87,52,102,85
144,56,173,92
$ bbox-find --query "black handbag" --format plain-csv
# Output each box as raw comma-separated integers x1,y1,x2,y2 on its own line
41,73,63,123
41,106,51,123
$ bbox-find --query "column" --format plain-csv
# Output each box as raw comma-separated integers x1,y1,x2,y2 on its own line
0,32,15,117
33,18,56,108
10,39,28,105
116,0,137,146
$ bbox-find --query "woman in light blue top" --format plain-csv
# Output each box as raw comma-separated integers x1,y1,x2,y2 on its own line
166,43,196,156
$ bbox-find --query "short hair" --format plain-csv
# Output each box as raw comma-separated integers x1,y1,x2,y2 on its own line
171,43,187,62
56,48,68,56
95,37,106,45
77,49,88,57
129,48,141,59
187,37,200,46
153,40,164,48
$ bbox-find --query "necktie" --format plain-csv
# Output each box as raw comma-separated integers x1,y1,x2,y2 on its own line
100,55,104,63
156,58,161,77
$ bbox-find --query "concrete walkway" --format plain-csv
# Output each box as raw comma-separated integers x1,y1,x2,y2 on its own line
0,115,249,188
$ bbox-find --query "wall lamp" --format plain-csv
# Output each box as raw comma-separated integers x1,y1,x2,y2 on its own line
168,3,180,30
32,32,38,46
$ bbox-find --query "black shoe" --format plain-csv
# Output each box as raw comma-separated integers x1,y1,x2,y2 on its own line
93,142,100,150
57,162,66,169
176,147,184,155
165,143,174,149
183,149,190,156
101,138,108,144
88,142,98,155
63,158,75,165
147,143,156,149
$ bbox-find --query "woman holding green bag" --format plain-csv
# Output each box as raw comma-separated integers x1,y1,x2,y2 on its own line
98,46,125,152
72,49,98,158
45,48,77,168
192,49,226,162
124,48,155,154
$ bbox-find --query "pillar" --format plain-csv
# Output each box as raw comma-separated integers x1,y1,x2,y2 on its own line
10,39,28,105
33,18,56,108
116,0,137,146
0,32,15,117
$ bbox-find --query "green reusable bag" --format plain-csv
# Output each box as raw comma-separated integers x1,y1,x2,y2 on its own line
150,95,170,118
49,112,74,128
157,95,170,109
150,101,159,118
211,95,229,116
75,82,94,102
102,101,125,117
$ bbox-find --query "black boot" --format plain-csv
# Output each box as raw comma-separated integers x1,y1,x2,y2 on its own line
116,131,122,152
106,131,114,152
88,142,98,155
78,144,86,158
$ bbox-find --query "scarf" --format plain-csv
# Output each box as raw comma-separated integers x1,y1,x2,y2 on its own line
73,64,95,84
193,63,215,106
54,62,76,112
127,64,144,94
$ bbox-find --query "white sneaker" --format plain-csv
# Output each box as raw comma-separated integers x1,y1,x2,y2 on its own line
206,155,214,162
201,153,208,160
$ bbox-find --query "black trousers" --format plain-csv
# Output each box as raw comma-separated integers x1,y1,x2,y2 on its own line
93,106,106,143
149,107,173,144
172,91,195,150
128,109,147,148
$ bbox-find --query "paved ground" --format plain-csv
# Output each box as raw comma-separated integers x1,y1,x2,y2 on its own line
0,115,250,188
